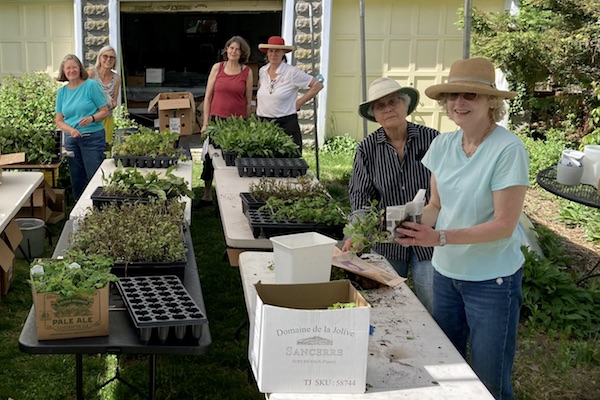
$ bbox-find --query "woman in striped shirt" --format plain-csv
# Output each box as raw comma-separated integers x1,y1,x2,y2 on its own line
342,77,439,313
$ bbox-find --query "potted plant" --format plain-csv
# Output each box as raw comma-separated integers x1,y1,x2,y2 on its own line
68,200,188,278
241,176,328,213
343,200,390,254
29,250,117,340
91,164,195,208
111,126,189,168
205,115,301,166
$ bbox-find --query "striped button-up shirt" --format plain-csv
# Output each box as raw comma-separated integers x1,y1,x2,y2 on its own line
349,122,439,261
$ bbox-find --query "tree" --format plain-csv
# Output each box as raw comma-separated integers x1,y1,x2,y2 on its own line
467,0,600,139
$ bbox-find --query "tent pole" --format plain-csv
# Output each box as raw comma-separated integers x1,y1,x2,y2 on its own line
463,0,472,59
308,3,321,179
359,0,368,138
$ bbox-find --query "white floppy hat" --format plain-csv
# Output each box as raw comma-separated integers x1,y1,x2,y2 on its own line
425,57,516,100
358,78,419,122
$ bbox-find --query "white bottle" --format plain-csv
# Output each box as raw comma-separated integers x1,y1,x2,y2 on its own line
581,145,600,188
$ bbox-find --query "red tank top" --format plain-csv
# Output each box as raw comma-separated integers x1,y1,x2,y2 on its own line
210,62,250,119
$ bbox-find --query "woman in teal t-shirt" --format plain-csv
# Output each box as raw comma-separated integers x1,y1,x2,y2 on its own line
395,58,529,400
55,54,108,200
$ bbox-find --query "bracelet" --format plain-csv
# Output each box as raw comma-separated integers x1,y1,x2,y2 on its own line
91,115,95,122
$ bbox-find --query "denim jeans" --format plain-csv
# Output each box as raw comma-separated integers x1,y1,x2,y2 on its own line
65,129,106,201
383,248,434,314
432,268,523,400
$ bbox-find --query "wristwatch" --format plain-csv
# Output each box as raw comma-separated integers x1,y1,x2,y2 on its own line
438,230,447,247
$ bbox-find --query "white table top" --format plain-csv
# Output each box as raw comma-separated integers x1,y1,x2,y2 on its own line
207,146,231,170
0,171,44,232
69,158,193,225
239,252,493,400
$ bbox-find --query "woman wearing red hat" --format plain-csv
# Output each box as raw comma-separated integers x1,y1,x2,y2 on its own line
255,36,324,152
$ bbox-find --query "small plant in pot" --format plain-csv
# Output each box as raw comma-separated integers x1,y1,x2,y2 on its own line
69,200,187,277
92,164,195,208
111,126,188,167
343,200,389,254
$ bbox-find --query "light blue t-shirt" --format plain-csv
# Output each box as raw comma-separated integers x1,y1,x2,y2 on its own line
421,125,530,281
55,79,107,134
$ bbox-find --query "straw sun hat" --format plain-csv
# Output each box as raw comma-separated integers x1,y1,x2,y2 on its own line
425,57,516,100
358,78,419,122
258,36,293,53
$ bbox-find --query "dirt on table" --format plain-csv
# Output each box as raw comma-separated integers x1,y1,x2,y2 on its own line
523,187,600,275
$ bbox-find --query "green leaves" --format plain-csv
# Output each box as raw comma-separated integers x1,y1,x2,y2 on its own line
102,164,195,200
111,126,187,159
29,251,116,300
343,200,389,254
261,196,347,226
248,176,327,201
206,115,301,158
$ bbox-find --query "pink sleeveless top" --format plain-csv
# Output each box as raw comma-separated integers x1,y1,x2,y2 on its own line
210,62,250,119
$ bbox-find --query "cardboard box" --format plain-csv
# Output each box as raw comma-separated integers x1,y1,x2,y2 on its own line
127,75,145,87
0,219,22,295
146,68,165,84
147,92,201,135
47,188,66,224
32,284,109,340
19,181,56,222
249,280,371,394
0,152,26,183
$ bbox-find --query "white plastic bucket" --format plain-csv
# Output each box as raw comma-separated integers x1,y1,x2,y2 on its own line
581,145,600,187
15,218,46,259
270,232,337,284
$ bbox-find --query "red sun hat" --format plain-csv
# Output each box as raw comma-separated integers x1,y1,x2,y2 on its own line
258,36,294,53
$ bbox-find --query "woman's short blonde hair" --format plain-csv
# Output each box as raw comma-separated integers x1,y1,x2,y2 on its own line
95,45,118,70
57,54,88,82
438,94,507,122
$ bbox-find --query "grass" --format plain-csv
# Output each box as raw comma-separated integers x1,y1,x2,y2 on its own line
0,150,599,399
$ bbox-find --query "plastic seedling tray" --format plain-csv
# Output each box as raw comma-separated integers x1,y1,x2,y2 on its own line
245,209,345,240
111,259,186,280
235,157,309,177
239,192,267,214
116,276,207,345
113,154,179,168
91,186,153,209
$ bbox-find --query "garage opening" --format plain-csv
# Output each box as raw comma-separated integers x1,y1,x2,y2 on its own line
120,11,282,125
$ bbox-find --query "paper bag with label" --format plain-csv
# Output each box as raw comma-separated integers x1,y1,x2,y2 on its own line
382,189,426,243
332,247,405,287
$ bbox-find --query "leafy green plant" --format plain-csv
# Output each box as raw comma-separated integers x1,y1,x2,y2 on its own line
113,105,139,130
69,200,186,264
321,134,359,155
28,250,117,300
343,200,389,254
206,115,300,158
101,164,194,200
111,126,187,159
0,72,62,164
327,302,356,310
261,196,347,226
518,128,570,184
248,176,327,201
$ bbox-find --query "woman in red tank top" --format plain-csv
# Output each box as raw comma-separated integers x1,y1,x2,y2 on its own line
200,36,253,204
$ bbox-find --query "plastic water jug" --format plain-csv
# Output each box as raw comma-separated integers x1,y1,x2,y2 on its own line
556,150,584,185
580,145,600,188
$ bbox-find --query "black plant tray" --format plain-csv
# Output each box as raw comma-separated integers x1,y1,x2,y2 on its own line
111,259,186,280
223,150,237,166
116,276,207,345
240,192,267,214
91,186,154,209
235,157,309,177
113,154,179,168
245,209,344,240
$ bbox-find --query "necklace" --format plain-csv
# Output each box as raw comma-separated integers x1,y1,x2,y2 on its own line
463,122,495,157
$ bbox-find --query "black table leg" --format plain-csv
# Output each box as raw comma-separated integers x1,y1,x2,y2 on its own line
149,354,156,400
76,354,83,400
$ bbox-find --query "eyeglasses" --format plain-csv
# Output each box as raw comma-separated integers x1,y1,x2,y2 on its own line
102,55,116,60
373,97,402,112
268,78,277,94
447,93,478,101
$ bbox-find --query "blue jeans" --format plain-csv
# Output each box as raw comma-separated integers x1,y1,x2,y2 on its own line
384,249,434,314
432,268,523,400
65,129,106,201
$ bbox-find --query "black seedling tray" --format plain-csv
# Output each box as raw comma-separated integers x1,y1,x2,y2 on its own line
91,186,154,209
113,154,179,168
116,275,207,345
235,157,309,177
112,259,186,280
223,150,238,166
240,192,267,214
245,209,345,240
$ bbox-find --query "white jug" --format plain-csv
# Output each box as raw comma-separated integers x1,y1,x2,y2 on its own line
580,145,600,188
556,149,584,186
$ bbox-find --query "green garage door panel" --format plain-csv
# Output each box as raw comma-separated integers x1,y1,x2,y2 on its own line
328,0,502,138
0,2,73,78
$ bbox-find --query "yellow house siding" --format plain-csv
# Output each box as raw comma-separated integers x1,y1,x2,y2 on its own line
0,2,73,78
327,0,503,139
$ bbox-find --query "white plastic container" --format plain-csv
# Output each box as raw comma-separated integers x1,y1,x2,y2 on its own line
581,145,600,188
557,149,584,185
270,232,337,284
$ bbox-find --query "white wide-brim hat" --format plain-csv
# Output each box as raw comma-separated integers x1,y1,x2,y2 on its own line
425,57,517,100
358,78,419,122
